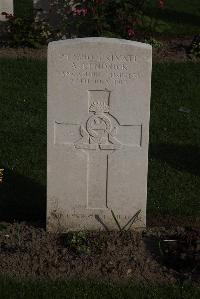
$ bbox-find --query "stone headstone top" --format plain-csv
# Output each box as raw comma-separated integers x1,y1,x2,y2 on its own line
33,0,49,15
0,0,13,21
47,37,152,232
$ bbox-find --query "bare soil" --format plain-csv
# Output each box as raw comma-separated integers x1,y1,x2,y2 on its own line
0,38,199,62
0,223,199,285
152,37,196,62
0,46,47,60
147,215,200,228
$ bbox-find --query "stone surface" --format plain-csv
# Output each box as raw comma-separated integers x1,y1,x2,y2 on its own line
47,37,152,232
0,0,13,21
33,0,48,11
33,0,59,25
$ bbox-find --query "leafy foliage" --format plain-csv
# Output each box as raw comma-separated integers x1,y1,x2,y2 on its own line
51,0,166,40
144,37,163,48
0,13,52,48
0,1,167,47
64,231,90,254
188,34,200,59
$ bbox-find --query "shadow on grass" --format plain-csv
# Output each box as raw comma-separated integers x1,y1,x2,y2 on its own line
145,7,200,27
0,168,46,226
149,143,200,176
14,0,34,17
0,143,198,227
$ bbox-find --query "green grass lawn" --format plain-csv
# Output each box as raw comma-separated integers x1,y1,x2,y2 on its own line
0,275,200,299
0,58,46,222
0,58,199,223
148,62,200,217
144,0,200,36
14,0,34,18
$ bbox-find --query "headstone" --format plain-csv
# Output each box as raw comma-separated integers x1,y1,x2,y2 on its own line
33,0,49,21
33,0,58,25
33,0,49,12
0,0,13,21
47,37,152,232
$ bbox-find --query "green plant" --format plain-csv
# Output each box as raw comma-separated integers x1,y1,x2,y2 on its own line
51,0,170,40
138,1,171,38
144,37,163,48
111,209,141,232
0,223,8,231
1,13,52,48
66,231,90,254
188,34,200,59
51,0,147,39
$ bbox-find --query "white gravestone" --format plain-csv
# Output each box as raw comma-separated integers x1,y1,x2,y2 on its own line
33,0,49,12
0,0,13,21
47,38,152,232
34,0,58,25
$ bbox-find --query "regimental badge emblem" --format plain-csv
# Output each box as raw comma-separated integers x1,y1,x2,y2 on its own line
75,90,121,150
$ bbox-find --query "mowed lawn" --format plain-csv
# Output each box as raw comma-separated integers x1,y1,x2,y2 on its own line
144,0,200,36
14,0,33,18
0,275,200,299
0,58,199,223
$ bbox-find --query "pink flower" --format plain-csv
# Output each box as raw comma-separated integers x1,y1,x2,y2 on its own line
127,28,135,37
157,0,164,9
72,7,88,16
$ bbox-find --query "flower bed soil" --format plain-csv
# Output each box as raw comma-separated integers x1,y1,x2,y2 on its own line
0,223,199,285
0,38,199,62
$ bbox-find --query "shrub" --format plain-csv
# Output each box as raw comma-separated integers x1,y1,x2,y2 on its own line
144,37,163,48
188,34,200,59
0,0,167,48
0,12,52,48
50,0,167,41
51,0,149,39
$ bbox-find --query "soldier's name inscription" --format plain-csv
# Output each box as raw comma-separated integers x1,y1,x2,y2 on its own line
58,53,137,62
56,52,141,85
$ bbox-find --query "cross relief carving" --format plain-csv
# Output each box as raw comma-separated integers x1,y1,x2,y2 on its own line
55,89,142,209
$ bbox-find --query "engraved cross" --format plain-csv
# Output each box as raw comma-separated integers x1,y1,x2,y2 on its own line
55,90,142,210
